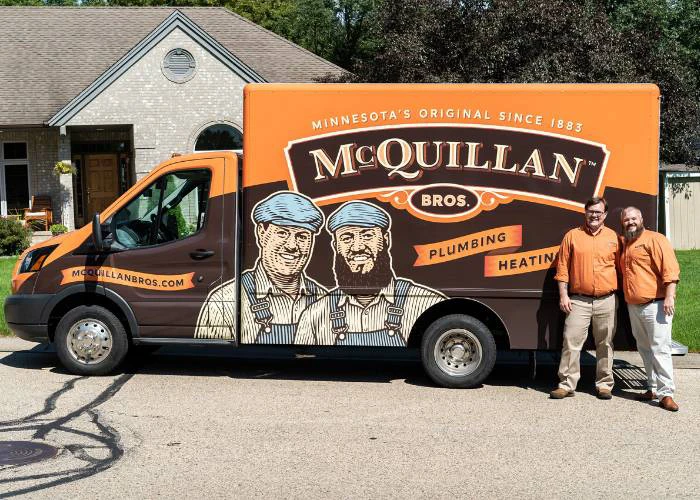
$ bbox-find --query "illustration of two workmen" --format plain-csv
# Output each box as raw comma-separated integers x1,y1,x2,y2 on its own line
195,192,444,345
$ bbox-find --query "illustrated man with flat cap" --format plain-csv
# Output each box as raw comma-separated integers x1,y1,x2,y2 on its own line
295,200,444,346
195,192,326,343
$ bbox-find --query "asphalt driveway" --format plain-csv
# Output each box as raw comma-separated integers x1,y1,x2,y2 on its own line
1,338,698,499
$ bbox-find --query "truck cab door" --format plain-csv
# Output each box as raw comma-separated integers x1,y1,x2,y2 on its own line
103,156,237,341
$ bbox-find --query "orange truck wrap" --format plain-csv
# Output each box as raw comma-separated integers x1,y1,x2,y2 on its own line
5,84,660,387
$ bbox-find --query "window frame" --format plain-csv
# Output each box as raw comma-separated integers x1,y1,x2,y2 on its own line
193,123,243,154
0,141,31,217
108,166,213,251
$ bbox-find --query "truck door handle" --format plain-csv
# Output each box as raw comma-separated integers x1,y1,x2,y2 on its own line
190,249,215,260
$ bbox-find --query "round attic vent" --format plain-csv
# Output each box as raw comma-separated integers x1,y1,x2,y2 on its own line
162,48,196,83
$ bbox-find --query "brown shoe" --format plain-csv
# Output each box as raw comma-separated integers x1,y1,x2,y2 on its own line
660,396,679,412
550,388,574,399
596,388,612,400
636,390,657,401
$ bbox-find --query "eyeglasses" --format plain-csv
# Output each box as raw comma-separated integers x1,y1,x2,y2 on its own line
585,210,605,216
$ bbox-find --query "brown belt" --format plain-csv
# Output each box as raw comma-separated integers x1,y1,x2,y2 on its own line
643,297,665,304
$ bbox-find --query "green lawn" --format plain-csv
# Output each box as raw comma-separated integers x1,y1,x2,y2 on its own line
673,250,700,351
0,257,17,336
0,252,698,350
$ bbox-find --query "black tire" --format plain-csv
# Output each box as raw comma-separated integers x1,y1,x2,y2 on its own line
421,314,497,388
54,305,129,376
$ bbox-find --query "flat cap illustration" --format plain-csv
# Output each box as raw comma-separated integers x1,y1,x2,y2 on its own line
327,200,391,233
253,192,324,232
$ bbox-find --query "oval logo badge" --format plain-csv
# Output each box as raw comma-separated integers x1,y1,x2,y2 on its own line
408,184,480,218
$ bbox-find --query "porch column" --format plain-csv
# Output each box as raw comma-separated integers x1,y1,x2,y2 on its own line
57,129,75,230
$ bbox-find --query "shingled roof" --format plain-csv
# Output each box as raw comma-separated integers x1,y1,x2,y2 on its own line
0,7,345,126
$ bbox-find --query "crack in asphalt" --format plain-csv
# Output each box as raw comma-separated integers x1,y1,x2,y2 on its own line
0,373,133,498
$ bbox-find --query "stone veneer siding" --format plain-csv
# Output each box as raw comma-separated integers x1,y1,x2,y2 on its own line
66,28,248,180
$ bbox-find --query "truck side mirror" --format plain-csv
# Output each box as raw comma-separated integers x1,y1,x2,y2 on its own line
92,213,112,252
92,213,103,251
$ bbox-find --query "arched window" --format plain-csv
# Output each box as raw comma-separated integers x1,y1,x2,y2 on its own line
194,124,243,151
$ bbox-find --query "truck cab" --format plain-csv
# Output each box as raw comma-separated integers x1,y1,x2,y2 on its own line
6,152,239,373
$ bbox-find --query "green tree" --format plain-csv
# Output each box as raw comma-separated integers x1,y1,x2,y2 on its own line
605,0,700,163
351,0,699,164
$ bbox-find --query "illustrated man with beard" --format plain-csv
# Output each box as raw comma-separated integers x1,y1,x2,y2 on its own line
620,206,681,411
195,192,325,343
295,200,444,346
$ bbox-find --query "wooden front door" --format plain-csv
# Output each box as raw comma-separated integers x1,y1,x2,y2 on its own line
85,154,119,217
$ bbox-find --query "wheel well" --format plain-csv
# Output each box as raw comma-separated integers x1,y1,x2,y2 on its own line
407,298,510,350
47,293,133,343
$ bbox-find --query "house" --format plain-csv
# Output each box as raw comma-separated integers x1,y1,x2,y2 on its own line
0,7,344,231
659,163,700,250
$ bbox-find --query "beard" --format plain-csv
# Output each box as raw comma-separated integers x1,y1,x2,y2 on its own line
624,224,645,241
334,247,394,296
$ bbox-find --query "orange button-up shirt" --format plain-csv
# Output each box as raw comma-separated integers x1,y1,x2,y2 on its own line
554,225,619,296
621,229,680,305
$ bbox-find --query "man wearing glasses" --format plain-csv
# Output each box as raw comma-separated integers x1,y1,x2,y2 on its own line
550,197,620,400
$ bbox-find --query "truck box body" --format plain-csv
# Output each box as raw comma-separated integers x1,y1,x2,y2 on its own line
5,83,660,381
240,84,659,349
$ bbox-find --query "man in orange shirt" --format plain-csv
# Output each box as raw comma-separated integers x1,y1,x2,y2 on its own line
551,197,620,400
620,206,680,412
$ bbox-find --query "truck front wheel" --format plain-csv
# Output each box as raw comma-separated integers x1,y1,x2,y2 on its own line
421,314,497,388
55,306,129,376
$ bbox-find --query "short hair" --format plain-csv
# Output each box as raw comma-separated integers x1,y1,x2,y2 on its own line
585,197,608,212
620,206,643,220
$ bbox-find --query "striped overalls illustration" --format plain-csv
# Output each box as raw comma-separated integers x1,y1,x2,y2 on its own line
240,270,323,344
328,279,411,347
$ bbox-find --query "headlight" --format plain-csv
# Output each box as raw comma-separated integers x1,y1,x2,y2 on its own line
19,245,58,274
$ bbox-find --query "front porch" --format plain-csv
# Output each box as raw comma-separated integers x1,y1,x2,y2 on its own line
0,125,134,233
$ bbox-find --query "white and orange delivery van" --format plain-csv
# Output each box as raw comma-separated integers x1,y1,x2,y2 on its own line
4,84,660,387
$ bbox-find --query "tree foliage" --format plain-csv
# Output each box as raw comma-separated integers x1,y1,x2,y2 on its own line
349,0,700,165
2,0,698,163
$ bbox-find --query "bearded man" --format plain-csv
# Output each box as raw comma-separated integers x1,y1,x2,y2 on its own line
295,200,444,346
620,206,681,412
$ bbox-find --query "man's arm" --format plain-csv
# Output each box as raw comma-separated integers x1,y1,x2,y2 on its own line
653,235,680,317
558,280,572,314
664,282,677,316
554,234,572,314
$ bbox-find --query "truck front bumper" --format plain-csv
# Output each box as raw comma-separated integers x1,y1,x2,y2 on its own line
4,294,52,343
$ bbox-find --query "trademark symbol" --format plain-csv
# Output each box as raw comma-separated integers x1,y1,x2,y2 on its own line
588,161,597,167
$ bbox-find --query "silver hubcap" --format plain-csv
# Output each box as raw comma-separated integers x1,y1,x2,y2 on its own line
434,328,483,376
66,319,112,365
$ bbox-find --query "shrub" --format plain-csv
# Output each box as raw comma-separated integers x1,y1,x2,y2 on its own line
0,218,31,256
167,206,190,238
50,224,68,236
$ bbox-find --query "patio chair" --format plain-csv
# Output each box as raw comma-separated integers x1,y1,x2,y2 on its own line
24,195,53,231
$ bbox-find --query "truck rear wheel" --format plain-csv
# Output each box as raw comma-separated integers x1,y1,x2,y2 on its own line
55,306,129,376
421,314,497,388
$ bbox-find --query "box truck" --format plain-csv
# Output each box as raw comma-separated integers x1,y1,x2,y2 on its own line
4,84,660,387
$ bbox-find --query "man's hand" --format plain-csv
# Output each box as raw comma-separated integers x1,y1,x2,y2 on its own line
557,281,572,314
664,296,675,316
559,295,572,314
664,282,677,316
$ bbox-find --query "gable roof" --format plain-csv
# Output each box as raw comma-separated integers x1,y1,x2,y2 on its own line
0,7,346,127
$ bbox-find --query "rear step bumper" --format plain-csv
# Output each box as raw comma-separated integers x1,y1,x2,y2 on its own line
671,340,689,356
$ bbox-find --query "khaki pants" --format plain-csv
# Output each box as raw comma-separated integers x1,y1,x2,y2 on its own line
558,294,617,392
